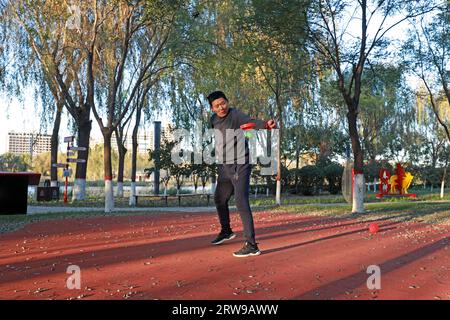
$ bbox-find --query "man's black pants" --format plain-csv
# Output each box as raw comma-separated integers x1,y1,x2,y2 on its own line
214,163,256,244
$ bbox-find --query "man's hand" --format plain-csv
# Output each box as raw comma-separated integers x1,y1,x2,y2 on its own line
266,119,277,130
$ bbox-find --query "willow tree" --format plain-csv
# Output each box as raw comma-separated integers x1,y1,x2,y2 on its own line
128,79,153,206
165,0,312,203
307,0,439,213
154,0,272,195
0,2,7,82
126,0,182,206
402,5,449,141
402,3,449,197
238,0,311,204
1,2,65,187
5,0,105,200
113,103,134,198
90,0,184,212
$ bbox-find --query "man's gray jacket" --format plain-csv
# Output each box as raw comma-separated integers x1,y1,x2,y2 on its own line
210,108,266,164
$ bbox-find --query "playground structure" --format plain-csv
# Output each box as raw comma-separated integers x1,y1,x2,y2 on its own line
376,163,417,199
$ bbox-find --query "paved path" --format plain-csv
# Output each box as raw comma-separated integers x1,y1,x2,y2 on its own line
27,205,218,215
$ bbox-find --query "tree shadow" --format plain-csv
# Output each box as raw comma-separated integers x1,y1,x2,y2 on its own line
0,215,357,284
0,204,447,286
262,222,401,255
0,210,321,240
256,215,406,243
0,214,340,260
293,236,450,299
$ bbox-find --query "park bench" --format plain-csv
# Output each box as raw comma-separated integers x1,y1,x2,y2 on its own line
133,193,213,206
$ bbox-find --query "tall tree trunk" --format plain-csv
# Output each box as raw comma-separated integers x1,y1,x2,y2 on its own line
103,131,114,212
201,177,207,194
50,103,63,187
72,114,92,201
347,107,365,214
193,175,198,194
129,105,142,206
441,156,448,199
275,99,282,205
295,146,300,193
422,78,450,141
115,128,127,198
441,166,447,199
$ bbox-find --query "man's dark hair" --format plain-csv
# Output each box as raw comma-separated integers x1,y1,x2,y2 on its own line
207,91,228,106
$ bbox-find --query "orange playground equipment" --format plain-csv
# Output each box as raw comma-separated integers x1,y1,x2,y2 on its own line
376,163,417,199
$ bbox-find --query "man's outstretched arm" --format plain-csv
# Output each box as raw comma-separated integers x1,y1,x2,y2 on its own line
235,109,276,130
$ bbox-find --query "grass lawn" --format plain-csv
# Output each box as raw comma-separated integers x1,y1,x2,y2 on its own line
27,187,450,208
1,200,449,235
277,201,450,226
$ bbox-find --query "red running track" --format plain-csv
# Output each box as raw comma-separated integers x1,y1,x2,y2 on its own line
0,210,449,300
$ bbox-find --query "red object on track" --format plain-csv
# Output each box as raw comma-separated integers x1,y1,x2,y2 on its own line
369,223,380,234
240,122,256,130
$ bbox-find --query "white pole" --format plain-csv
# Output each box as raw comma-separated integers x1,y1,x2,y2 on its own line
105,179,114,213
129,181,136,206
352,173,365,213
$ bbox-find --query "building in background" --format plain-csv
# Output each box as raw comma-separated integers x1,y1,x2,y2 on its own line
111,126,174,154
111,132,153,154
7,132,52,155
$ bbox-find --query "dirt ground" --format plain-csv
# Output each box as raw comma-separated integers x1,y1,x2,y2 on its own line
0,209,449,300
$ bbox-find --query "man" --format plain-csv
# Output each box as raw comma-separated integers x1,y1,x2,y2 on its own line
208,91,276,257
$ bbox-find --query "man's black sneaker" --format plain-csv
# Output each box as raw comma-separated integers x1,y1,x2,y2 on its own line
211,231,236,245
233,242,261,257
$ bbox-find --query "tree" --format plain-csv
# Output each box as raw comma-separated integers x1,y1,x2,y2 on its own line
238,0,311,205
170,0,312,204
148,130,180,196
129,82,151,206
306,0,439,213
402,5,449,196
159,2,290,203
1,1,66,188
0,153,30,172
31,151,52,178
129,21,187,206
0,1,10,88
5,0,103,200
412,94,449,194
402,5,449,141
86,1,182,212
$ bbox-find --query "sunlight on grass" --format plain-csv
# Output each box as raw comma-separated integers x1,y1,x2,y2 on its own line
2,194,449,235
275,202,450,226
